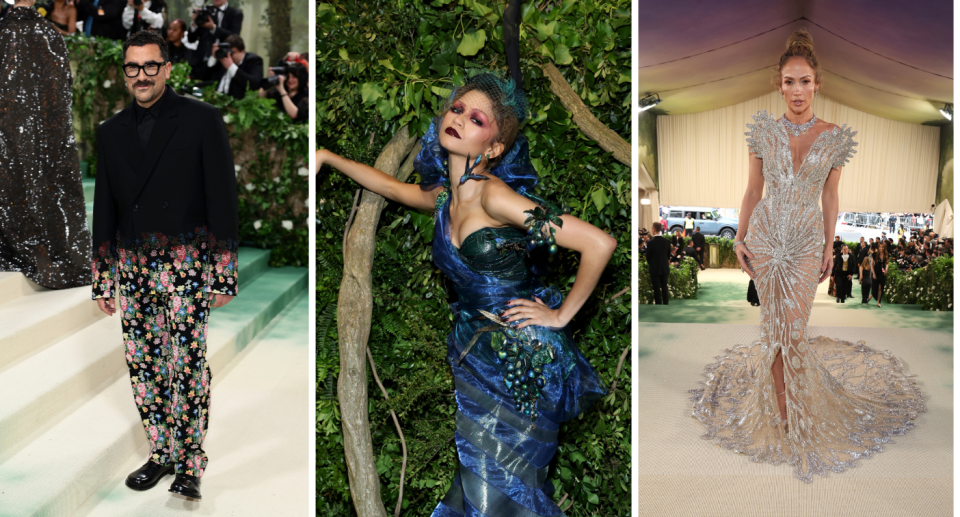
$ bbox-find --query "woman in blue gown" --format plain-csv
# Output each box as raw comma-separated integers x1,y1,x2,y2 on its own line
317,72,614,515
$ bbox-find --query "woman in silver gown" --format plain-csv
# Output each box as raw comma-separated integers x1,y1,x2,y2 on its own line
0,0,91,289
689,28,925,483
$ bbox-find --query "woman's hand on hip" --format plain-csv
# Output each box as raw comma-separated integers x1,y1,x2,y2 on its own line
501,297,566,330
819,254,834,283
735,243,755,279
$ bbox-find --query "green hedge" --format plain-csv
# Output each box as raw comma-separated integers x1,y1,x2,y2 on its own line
317,0,631,515
658,235,953,311
885,257,954,311
64,35,309,267
638,256,699,303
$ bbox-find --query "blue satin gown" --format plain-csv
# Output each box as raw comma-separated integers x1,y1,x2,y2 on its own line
429,192,605,517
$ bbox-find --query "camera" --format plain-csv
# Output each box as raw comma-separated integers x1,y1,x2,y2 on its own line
194,5,218,26
263,64,296,87
215,46,230,60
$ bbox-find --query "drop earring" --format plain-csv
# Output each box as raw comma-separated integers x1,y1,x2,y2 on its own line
780,90,784,99
815,90,819,98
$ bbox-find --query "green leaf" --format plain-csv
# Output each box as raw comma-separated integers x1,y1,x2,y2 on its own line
360,83,384,104
457,29,487,56
587,492,600,505
591,189,609,212
554,44,573,65
339,48,349,61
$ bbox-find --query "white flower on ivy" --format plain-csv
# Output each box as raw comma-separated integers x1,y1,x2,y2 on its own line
282,220,293,231
253,220,262,230
273,177,280,183
234,164,242,173
223,114,232,124
298,167,309,176
245,183,255,191
103,80,112,88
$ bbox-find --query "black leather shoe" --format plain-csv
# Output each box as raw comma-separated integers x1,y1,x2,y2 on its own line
125,460,174,491
169,473,202,500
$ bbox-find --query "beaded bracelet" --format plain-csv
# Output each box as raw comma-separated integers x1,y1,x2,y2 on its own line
734,240,745,248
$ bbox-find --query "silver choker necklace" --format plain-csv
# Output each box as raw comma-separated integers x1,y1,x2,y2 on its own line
781,114,817,136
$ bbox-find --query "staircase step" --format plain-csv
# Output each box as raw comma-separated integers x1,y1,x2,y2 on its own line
236,247,272,288
0,272,44,307
0,267,306,516
0,286,104,374
0,248,271,375
79,294,310,516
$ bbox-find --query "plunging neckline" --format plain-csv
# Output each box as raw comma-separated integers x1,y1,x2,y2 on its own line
777,119,839,176
444,196,509,252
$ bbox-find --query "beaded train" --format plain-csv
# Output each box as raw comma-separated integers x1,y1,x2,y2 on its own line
689,110,925,482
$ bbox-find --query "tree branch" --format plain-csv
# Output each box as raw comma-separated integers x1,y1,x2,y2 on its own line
539,62,631,167
338,125,418,517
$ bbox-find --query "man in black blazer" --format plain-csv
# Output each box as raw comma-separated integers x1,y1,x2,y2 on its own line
691,226,706,271
91,31,238,502
852,237,865,279
77,0,127,40
644,222,671,305
211,35,263,99
187,0,243,80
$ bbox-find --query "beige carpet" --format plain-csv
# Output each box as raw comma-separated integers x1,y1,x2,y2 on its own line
637,323,953,517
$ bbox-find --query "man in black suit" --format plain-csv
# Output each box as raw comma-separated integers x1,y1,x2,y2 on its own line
644,222,671,305
77,0,127,40
832,235,842,254
852,236,865,279
211,35,262,99
91,31,238,502
833,245,854,303
187,0,243,80
691,226,706,271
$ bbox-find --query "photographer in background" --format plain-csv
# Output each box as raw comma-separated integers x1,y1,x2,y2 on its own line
121,0,163,35
211,34,262,99
77,0,125,39
258,59,307,123
187,0,242,80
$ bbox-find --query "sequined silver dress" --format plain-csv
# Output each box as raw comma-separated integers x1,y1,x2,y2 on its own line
689,110,925,482
0,7,91,289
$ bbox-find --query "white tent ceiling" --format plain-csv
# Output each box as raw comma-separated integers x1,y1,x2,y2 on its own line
638,0,953,125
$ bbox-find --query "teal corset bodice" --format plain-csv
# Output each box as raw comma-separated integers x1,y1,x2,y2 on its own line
456,227,531,282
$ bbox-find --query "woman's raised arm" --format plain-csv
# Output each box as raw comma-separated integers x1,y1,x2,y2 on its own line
482,182,617,329
316,149,441,212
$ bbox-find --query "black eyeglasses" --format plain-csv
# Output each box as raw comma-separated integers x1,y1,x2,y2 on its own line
122,61,167,78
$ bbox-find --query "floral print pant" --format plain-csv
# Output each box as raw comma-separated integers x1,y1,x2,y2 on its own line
120,281,212,478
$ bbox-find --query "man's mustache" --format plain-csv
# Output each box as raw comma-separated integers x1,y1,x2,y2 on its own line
134,81,155,88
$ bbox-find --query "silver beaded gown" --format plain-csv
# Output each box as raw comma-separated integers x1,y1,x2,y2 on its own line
689,110,926,482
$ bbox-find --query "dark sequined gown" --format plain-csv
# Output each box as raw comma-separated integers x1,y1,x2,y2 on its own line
0,6,91,288
690,110,925,482
430,197,605,517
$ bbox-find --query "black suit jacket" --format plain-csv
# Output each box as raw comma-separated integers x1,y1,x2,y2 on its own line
91,86,239,298
691,231,706,250
833,255,855,279
187,5,243,78
211,52,263,99
77,0,126,40
644,235,671,276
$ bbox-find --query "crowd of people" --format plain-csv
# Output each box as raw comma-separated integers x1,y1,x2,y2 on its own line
640,224,709,305
641,220,952,307
0,0,306,123
830,229,952,307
